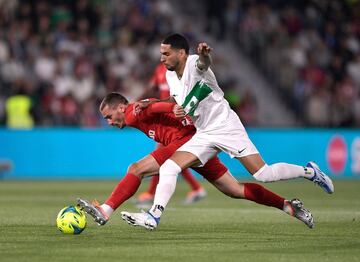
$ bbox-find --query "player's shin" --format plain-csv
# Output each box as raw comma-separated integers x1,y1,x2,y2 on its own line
243,183,285,210
253,163,314,182
150,159,181,218
105,173,141,212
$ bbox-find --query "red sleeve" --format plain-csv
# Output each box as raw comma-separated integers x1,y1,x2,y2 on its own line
146,102,175,114
124,105,138,126
124,102,175,126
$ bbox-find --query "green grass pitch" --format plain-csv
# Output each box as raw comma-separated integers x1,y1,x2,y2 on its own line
0,179,359,262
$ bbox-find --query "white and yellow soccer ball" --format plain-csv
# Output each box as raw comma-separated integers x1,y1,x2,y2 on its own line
56,205,86,234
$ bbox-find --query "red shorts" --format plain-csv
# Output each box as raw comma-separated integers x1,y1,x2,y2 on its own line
151,136,228,181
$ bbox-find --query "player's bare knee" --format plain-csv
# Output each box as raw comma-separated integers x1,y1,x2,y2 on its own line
127,163,144,178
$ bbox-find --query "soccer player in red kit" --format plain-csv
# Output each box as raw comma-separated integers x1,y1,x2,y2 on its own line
138,63,206,205
77,92,313,228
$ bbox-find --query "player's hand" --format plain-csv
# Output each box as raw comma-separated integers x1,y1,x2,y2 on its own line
173,104,186,118
133,99,151,115
197,42,212,57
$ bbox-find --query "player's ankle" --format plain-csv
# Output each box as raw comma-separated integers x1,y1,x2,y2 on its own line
149,204,164,218
283,200,294,216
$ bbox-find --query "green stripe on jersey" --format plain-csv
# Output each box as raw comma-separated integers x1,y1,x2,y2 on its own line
182,81,212,116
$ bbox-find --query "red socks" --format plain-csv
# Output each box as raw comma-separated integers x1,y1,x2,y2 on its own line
104,175,284,212
146,169,201,194
181,169,201,190
147,176,159,195
243,183,285,210
105,173,141,210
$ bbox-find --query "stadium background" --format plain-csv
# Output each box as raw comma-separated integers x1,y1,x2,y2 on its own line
0,0,359,179
0,1,359,262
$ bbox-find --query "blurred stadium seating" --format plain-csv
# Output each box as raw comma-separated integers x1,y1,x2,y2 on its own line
200,0,360,127
0,0,359,128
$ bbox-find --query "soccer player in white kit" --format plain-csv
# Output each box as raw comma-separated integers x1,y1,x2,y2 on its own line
121,33,334,230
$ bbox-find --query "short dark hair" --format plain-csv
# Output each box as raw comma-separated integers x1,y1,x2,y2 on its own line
162,33,189,54
100,92,129,111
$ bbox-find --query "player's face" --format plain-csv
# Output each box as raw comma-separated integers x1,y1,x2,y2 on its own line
160,44,183,71
101,104,126,129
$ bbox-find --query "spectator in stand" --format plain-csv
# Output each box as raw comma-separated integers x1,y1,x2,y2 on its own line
0,1,195,128
5,82,34,129
231,0,360,127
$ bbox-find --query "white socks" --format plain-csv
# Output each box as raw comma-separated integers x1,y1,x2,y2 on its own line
100,204,114,217
253,163,314,183
149,159,181,218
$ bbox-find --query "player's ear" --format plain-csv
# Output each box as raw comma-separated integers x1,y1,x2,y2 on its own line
117,103,126,113
179,49,186,57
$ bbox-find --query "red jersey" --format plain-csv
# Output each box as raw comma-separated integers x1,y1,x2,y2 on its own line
149,64,169,99
124,102,195,146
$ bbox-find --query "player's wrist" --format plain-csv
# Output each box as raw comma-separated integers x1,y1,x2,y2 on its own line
196,59,208,71
140,98,159,105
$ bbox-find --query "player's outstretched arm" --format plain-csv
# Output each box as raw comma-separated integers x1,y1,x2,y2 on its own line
197,42,212,71
133,97,176,115
147,102,177,114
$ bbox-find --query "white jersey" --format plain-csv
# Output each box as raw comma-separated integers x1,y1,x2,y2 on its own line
166,55,258,163
166,55,237,132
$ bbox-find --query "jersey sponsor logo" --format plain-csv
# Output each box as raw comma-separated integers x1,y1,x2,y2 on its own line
183,96,199,115
182,80,212,116
148,130,155,140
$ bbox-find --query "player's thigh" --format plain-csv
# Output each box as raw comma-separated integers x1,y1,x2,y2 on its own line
151,137,192,167
192,156,227,181
209,171,245,198
169,151,201,170
174,132,218,167
236,153,266,175
128,154,160,177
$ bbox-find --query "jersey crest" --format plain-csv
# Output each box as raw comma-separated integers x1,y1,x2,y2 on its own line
182,80,212,116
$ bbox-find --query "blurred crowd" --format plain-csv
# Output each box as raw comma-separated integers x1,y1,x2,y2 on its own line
0,0,258,128
0,0,187,128
3,1,359,128
204,0,360,127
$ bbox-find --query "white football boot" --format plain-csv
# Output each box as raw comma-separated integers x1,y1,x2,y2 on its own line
306,161,334,194
121,210,160,230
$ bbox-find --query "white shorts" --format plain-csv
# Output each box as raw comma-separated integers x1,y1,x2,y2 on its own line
177,112,259,165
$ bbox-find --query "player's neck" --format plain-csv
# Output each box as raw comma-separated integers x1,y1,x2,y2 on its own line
175,60,186,80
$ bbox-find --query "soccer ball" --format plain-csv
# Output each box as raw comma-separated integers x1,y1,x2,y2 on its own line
56,205,86,234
